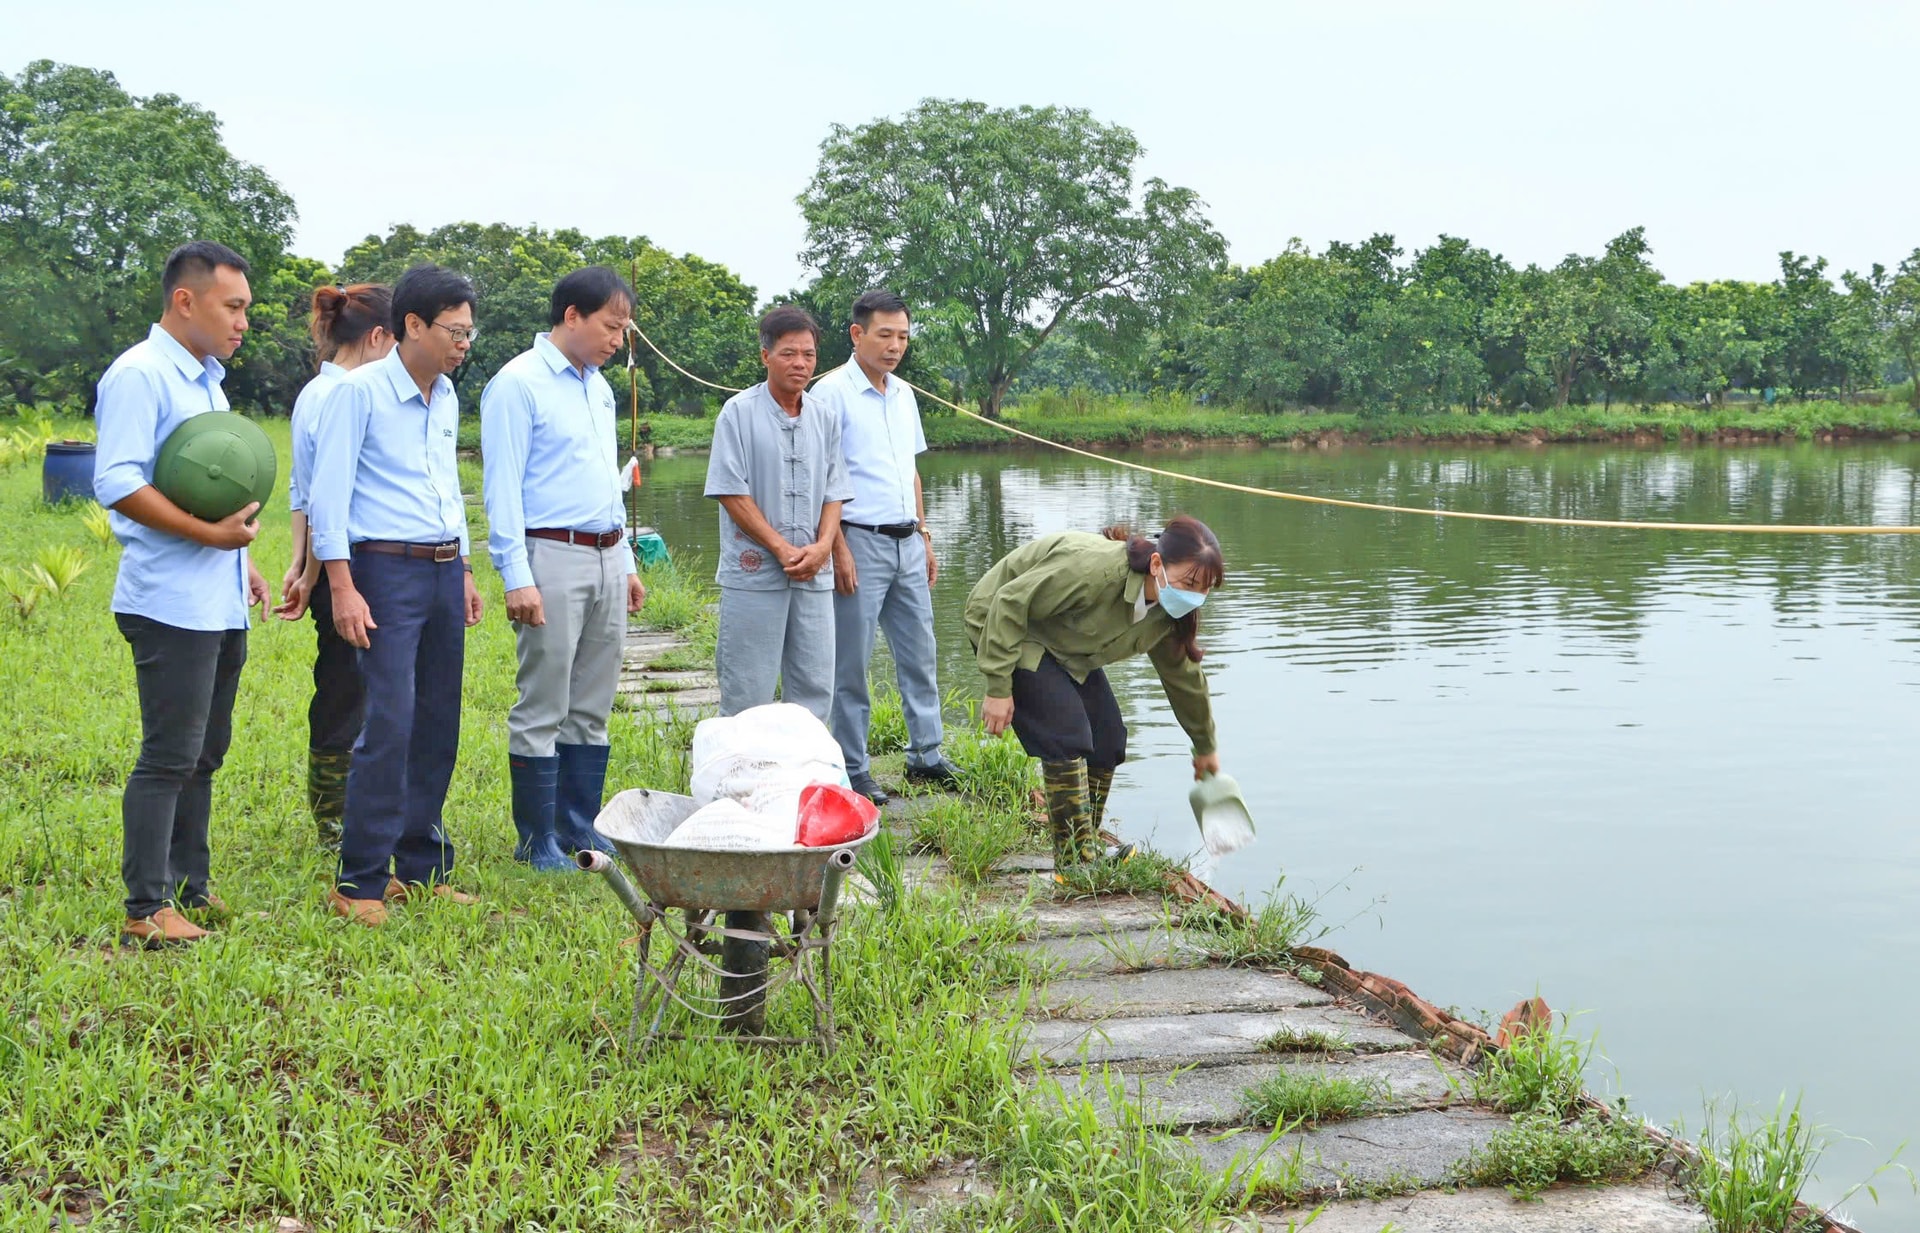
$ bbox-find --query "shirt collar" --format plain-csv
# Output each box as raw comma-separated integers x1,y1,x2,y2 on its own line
534,332,592,380
318,360,346,378
148,323,224,385
376,345,443,407
1121,565,1146,605
756,381,811,417
843,360,891,397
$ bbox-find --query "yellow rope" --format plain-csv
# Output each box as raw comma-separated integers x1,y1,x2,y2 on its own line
627,324,1920,536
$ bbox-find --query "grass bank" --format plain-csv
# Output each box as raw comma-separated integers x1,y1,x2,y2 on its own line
448,395,1920,457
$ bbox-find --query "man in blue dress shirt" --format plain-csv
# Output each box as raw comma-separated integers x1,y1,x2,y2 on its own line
820,290,960,805
93,241,271,947
308,264,485,926
482,267,647,871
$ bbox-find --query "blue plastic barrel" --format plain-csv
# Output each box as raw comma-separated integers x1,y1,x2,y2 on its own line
43,440,97,505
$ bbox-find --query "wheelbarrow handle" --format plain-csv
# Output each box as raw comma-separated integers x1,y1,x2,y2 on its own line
577,850,659,928
813,846,857,935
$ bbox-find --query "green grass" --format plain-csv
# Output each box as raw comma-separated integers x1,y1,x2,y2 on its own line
1259,1025,1351,1056
443,392,1920,458
1469,1012,1594,1117
1460,1104,1662,1201
932,393,1920,450
1182,884,1332,969
1242,1067,1387,1127
910,798,1027,886
1681,1098,1826,1233
0,421,1257,1231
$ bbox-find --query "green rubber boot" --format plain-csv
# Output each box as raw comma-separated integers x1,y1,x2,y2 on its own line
308,748,351,852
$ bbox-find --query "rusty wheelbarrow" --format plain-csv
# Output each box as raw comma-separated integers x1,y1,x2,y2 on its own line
577,787,875,1052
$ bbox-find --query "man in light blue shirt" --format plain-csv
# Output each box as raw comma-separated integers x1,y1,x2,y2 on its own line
307,263,484,926
93,241,270,947
821,290,957,805
482,267,647,871
705,305,853,720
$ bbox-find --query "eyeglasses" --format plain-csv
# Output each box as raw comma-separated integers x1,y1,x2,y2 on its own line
432,322,480,344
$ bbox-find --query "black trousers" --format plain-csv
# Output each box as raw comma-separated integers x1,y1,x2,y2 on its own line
115,613,248,918
1010,654,1127,770
307,571,366,753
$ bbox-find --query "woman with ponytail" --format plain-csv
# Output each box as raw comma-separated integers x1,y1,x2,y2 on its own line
274,283,393,850
963,515,1226,873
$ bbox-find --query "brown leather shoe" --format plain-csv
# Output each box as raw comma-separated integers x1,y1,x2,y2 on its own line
386,877,478,906
181,893,230,923
327,889,388,927
121,906,209,947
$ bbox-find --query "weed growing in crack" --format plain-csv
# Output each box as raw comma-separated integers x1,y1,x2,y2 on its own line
1242,1067,1388,1127
1677,1096,1914,1233
1469,1012,1594,1117
1459,1103,1661,1200
1261,1025,1351,1056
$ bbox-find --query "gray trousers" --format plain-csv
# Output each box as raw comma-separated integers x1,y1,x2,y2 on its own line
115,614,247,918
508,538,628,756
832,527,945,778
717,585,834,721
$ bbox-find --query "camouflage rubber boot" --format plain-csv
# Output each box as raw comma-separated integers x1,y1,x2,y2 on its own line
1040,758,1091,871
308,748,351,851
1086,765,1115,833
1085,764,1136,864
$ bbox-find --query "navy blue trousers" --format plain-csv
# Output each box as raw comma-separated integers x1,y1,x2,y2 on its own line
336,551,465,899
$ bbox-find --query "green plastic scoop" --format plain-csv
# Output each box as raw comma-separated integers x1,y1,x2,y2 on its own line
1188,771,1255,856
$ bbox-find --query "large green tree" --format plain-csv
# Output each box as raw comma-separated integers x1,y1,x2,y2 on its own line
1488,229,1668,407
1880,249,1920,406
798,99,1225,418
336,223,758,411
0,60,296,407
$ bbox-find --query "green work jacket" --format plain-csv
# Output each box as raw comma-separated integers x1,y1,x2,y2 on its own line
963,532,1217,756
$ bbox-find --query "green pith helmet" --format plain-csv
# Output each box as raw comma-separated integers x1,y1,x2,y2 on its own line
154,412,277,522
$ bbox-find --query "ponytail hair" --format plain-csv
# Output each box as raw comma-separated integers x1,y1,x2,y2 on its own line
1102,515,1225,664
310,282,393,362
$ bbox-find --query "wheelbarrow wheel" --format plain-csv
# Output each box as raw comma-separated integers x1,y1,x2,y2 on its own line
719,910,769,1035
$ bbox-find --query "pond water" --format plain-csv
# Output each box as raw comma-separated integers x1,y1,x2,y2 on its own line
636,439,1920,1224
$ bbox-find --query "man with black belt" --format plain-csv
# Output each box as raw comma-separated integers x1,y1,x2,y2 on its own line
308,263,485,925
821,290,958,805
482,267,646,871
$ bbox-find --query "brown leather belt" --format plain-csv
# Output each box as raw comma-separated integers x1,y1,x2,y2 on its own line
355,540,461,563
527,528,624,549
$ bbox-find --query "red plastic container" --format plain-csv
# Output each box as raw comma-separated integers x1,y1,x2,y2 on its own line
795,783,880,847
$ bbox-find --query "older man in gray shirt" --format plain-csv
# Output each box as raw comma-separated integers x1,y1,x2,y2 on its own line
704,305,852,719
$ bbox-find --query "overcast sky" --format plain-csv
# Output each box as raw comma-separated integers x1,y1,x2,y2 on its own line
10,1,1913,301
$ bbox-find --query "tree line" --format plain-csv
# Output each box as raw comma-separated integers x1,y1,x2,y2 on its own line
4,61,1916,421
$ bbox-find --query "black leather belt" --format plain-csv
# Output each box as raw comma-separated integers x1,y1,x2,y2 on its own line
355,540,461,563
844,521,919,539
528,528,623,549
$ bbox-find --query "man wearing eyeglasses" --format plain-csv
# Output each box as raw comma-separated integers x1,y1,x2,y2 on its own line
482,267,647,872
308,263,485,926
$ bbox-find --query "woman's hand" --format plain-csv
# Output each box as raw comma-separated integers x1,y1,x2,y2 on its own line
981,695,1015,737
1192,752,1220,780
